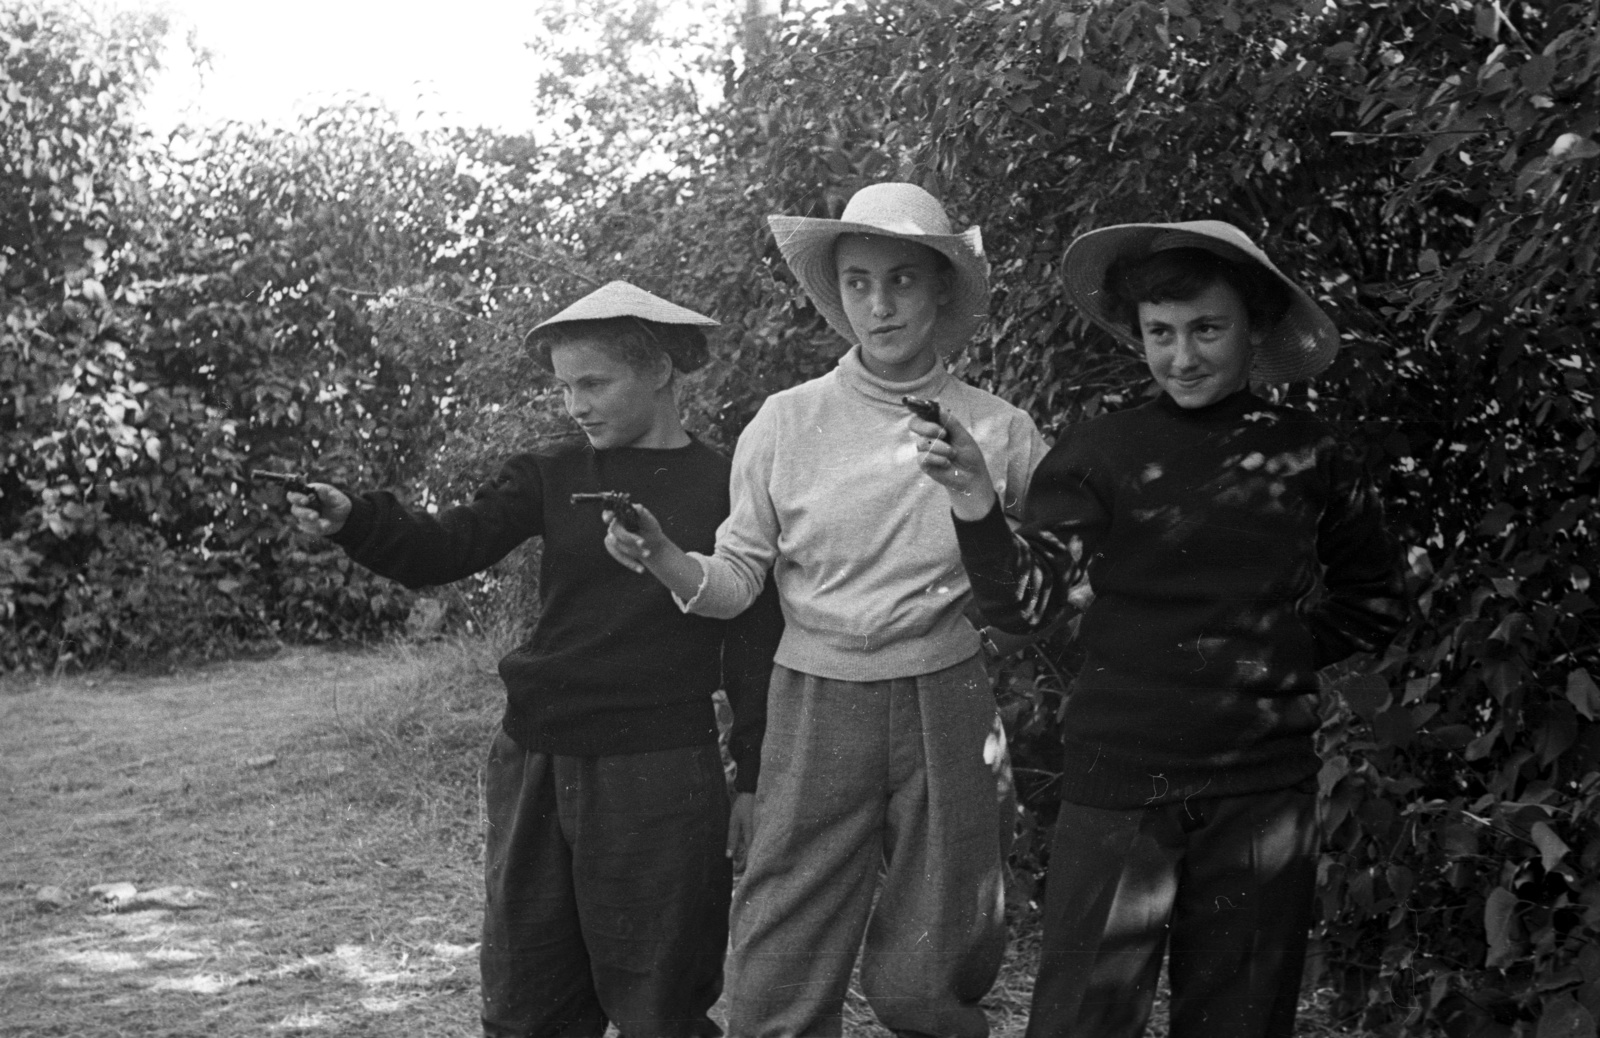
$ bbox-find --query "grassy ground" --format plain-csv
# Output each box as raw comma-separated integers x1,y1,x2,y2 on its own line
1,639,1367,1037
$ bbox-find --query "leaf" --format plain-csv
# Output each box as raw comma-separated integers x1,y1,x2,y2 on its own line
1474,3,1499,39
1484,886,1518,968
1531,821,1571,872
1569,670,1600,722
1373,706,1417,749
1536,994,1596,1038
1519,55,1557,95
1478,503,1517,536
1337,671,1390,721
1318,755,1349,797
1550,133,1600,162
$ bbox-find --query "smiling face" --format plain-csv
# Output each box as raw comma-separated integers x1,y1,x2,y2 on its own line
835,234,951,382
548,339,674,450
1138,280,1261,409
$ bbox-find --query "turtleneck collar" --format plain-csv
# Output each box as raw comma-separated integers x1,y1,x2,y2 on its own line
836,345,951,407
1153,387,1261,423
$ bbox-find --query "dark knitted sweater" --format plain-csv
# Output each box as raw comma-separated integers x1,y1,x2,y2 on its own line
955,390,1406,808
330,437,782,791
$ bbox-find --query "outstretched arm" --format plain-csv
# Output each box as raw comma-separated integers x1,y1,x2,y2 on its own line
301,456,544,589
610,402,785,619
917,416,1105,636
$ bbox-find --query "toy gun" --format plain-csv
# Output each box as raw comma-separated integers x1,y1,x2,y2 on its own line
901,395,942,424
570,491,641,532
253,470,313,495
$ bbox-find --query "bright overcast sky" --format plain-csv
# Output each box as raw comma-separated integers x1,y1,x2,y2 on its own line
132,0,702,135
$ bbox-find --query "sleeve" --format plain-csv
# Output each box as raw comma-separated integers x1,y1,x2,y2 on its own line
330,454,544,590
953,432,1109,635
681,402,783,619
720,578,784,793
1303,436,1409,668
1000,410,1052,520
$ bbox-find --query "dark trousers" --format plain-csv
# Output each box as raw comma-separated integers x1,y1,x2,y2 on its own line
480,732,731,1038
1026,783,1319,1038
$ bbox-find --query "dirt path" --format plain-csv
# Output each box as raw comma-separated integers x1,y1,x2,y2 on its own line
0,647,488,1038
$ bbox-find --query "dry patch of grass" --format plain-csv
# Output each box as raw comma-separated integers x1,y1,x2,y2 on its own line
1,641,502,1038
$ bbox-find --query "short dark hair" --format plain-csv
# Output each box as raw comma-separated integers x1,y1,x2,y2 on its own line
528,316,709,375
1104,247,1291,334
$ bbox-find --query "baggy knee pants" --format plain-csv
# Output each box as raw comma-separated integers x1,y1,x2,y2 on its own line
1025,782,1320,1038
479,732,731,1038
724,657,1007,1038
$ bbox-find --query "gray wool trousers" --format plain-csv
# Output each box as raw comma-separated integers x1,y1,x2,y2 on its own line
723,656,1008,1038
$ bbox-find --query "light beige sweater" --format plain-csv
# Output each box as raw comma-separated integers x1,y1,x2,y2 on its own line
682,346,1047,681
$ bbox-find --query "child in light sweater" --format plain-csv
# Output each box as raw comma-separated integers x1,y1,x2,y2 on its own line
607,183,1048,1037
915,222,1407,1038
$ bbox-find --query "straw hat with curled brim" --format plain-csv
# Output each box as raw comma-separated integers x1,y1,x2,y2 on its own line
767,183,991,354
526,280,718,372
1062,221,1340,383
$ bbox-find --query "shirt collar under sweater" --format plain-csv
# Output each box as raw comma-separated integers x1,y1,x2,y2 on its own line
836,344,951,408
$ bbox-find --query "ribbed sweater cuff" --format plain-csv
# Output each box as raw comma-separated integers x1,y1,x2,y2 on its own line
952,501,1026,628
329,491,376,549
678,551,753,620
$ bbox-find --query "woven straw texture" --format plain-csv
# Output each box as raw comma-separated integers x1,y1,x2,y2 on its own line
1062,221,1339,383
768,183,990,354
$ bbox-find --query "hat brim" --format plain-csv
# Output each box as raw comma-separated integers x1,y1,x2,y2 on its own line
1062,222,1339,382
530,279,719,334
767,216,991,354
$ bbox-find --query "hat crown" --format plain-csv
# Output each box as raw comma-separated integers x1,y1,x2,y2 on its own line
532,279,718,331
837,183,954,238
1150,221,1257,262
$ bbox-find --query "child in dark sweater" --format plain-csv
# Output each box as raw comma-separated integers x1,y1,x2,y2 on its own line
913,222,1407,1038
289,281,782,1038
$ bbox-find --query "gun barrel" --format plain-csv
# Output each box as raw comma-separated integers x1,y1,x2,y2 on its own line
901,395,942,424
569,492,640,532
254,470,311,493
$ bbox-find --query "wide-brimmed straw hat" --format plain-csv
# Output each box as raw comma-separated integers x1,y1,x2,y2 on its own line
767,183,990,354
527,280,718,372
1062,221,1339,382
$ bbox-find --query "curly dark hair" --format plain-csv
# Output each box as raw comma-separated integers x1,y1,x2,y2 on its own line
527,316,710,375
1103,247,1291,335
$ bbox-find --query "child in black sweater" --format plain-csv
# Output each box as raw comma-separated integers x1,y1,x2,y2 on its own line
290,282,782,1038
913,222,1406,1038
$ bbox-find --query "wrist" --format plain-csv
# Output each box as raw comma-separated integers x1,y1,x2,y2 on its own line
949,484,997,522
645,542,704,601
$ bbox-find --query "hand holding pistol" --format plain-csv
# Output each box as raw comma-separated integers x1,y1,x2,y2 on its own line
571,491,641,533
